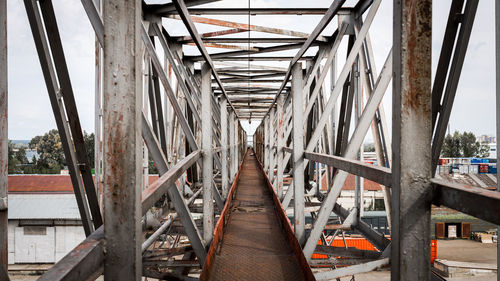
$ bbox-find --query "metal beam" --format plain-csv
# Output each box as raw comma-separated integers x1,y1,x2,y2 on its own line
142,188,202,253
168,15,327,41
147,0,222,14
0,0,7,272
391,0,432,279
291,62,305,245
276,94,285,199
431,0,478,173
141,113,207,265
496,0,500,278
314,258,389,280
160,7,332,16
201,62,214,244
186,56,315,62
38,227,104,281
24,0,95,236
179,37,309,44
140,149,201,215
190,42,311,60
302,27,390,261
432,179,500,225
304,152,392,187
102,0,142,278
220,97,229,199
171,0,239,117
264,0,349,118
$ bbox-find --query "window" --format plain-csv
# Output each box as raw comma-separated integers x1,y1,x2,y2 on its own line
24,226,47,236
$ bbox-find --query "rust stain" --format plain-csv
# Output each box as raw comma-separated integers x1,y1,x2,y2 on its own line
403,0,432,115
201,150,314,281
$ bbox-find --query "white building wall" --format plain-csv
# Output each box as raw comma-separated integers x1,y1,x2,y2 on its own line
8,221,85,264
14,226,55,263
8,221,16,264
337,190,385,210
55,226,85,262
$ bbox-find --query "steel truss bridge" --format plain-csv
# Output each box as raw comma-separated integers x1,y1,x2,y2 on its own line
0,0,499,280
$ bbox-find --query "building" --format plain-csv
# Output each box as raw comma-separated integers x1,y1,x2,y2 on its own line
7,174,159,264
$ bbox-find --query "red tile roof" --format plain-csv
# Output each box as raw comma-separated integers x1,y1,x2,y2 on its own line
8,174,160,193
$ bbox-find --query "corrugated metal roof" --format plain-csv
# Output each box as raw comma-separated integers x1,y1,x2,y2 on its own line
8,194,82,220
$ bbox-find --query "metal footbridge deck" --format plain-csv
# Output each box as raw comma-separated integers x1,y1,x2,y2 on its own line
200,150,314,281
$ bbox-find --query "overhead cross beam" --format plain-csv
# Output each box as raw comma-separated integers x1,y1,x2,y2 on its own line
171,0,239,118
168,15,328,41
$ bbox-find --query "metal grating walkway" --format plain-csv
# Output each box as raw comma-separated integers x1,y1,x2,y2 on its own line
206,151,308,281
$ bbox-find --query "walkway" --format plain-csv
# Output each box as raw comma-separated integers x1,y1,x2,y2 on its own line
206,151,309,281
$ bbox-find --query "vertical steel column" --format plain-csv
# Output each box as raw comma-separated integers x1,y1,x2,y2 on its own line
220,97,229,199
276,94,285,199
94,0,103,208
264,116,269,173
235,120,239,167
0,0,8,271
269,108,275,185
392,0,432,280
496,0,500,278
103,0,142,279
229,111,236,180
292,62,305,245
201,63,214,243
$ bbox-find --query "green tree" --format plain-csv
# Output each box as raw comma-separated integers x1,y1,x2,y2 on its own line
8,141,22,174
441,131,490,158
364,143,375,152
441,131,462,157
30,129,65,173
83,131,95,169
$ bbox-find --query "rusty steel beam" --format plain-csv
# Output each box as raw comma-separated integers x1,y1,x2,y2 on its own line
179,28,246,42
146,0,222,14
432,179,500,225
172,0,239,118
102,0,142,279
190,42,313,60
263,0,349,118
179,37,309,44
392,0,433,279
168,15,328,41
187,56,315,62
0,0,7,273
187,42,259,51
159,7,331,16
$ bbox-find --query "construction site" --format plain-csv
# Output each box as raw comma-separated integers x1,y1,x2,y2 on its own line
0,0,499,280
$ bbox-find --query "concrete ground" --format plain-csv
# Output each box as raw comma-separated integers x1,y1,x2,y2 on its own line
8,239,498,280
314,239,497,281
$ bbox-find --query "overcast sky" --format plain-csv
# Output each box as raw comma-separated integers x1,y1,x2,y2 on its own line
5,0,497,140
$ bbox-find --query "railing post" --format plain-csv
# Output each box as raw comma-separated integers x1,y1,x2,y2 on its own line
201,62,214,243
229,110,236,180
292,62,305,245
269,107,275,185
264,115,269,173
220,97,229,199
392,0,432,280
103,0,142,279
276,94,284,199
0,0,8,272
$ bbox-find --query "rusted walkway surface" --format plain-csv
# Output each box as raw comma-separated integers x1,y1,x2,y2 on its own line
206,152,307,281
